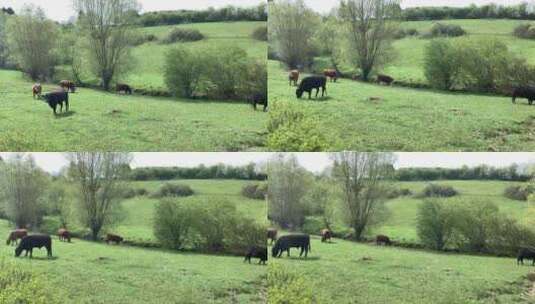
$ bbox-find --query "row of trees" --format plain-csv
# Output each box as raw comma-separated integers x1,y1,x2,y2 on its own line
129,163,267,181
138,4,267,27
0,153,131,241
395,164,530,182
404,3,535,21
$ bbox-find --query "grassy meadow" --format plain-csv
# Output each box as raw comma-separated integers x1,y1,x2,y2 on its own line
0,178,267,303
269,60,535,151
269,234,534,304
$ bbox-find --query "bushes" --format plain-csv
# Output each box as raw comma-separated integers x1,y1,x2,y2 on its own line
423,39,460,90
151,183,194,198
393,28,419,39
164,47,205,98
386,188,413,199
251,26,268,41
161,28,204,44
241,183,268,200
130,164,267,181
504,184,534,201
129,34,158,46
421,184,458,198
268,265,319,304
0,260,59,304
153,199,200,250
428,23,466,37
121,187,149,199
513,23,535,39
417,199,454,250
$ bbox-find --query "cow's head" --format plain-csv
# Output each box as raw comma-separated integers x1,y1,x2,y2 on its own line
14,245,23,257
296,88,304,99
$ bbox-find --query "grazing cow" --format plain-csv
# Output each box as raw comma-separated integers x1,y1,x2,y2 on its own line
58,229,71,243
6,229,28,246
321,229,332,243
251,93,268,112
116,83,133,95
376,235,392,246
32,84,42,99
105,233,123,245
59,80,76,93
296,76,327,99
272,234,311,258
512,86,535,105
244,246,268,265
323,69,338,82
267,228,278,245
377,74,394,85
517,247,535,265
289,70,300,86
40,91,69,115
15,235,52,258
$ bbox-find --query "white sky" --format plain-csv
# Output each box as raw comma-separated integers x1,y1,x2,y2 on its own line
299,0,530,13
1,153,533,174
0,0,265,22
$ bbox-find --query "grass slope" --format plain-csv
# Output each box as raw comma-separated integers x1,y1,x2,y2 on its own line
270,235,534,304
269,61,535,151
0,70,267,151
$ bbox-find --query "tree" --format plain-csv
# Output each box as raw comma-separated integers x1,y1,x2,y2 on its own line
267,154,310,229
0,154,49,229
332,152,394,240
5,5,58,80
73,0,139,90
164,47,205,98
45,181,72,229
338,0,401,81
67,152,131,240
0,13,8,68
416,199,454,250
269,0,319,69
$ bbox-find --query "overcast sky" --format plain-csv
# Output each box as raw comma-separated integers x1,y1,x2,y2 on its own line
0,0,264,22
1,153,533,174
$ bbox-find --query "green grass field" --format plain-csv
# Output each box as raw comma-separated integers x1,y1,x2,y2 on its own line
269,60,535,151
269,234,534,304
116,179,267,241
0,179,267,303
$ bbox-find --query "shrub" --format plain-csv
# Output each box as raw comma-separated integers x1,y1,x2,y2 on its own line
130,34,158,46
406,28,419,36
241,183,267,200
203,46,249,99
224,216,266,255
251,25,268,41
513,23,535,39
386,188,413,199
162,28,204,44
152,183,194,198
153,199,200,250
416,199,454,250
301,216,324,236
268,265,319,304
429,23,466,37
0,260,59,304
164,47,205,98
421,184,458,197
424,39,461,90
504,184,534,201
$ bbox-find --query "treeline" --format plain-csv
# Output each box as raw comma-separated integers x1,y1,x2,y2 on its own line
1,7,15,15
129,164,267,181
395,165,530,182
137,4,267,27
403,3,535,21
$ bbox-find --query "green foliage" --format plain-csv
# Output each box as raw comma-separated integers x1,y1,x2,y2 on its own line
153,199,199,250
203,46,249,99
0,260,59,304
301,216,325,236
416,199,455,250
421,184,458,198
268,265,318,304
130,164,266,181
513,23,535,39
162,28,204,44
251,25,268,41
423,39,460,90
428,23,466,37
164,47,205,98
241,183,268,200
503,184,534,201
152,183,194,198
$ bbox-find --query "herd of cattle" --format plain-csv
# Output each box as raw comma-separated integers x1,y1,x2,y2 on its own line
288,68,535,105
31,81,134,115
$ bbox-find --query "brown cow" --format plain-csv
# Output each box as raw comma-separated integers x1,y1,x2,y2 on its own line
6,229,28,246
116,83,133,95
323,69,338,82
377,74,394,86
105,233,123,245
376,234,392,246
288,70,299,86
58,228,71,242
32,84,42,99
321,229,332,243
267,228,278,245
59,80,76,93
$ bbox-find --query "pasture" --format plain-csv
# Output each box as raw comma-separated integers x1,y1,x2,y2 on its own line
269,234,535,304
0,70,267,151
269,61,535,151
0,220,266,304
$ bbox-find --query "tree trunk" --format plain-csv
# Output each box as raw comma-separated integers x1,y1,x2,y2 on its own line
91,227,100,241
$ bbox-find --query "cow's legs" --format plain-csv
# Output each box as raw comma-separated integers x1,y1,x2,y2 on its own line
308,91,312,99
66,101,69,112
299,247,304,257
47,245,52,257
530,99,533,105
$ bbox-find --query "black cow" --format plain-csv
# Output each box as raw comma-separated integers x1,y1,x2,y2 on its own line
15,235,52,258
40,91,69,115
296,76,327,99
272,234,311,258
377,74,394,85
517,247,535,265
116,83,133,95
244,246,267,265
376,234,392,246
512,86,535,105
251,93,268,112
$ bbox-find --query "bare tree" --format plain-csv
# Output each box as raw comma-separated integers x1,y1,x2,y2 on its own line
73,0,139,90
67,152,131,241
339,0,401,81
0,154,49,229
5,5,58,80
332,152,394,240
267,154,310,229
269,0,319,69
